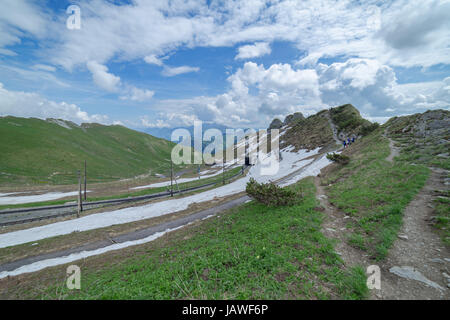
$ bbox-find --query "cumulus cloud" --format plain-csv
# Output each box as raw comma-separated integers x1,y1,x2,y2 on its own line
86,61,121,92
0,83,109,124
235,42,271,60
318,58,450,117
144,55,164,66
148,58,449,128
120,87,155,102
161,65,200,77
140,116,170,128
146,62,323,128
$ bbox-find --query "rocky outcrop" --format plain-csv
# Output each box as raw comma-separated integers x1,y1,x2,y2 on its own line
268,118,283,130
283,112,304,126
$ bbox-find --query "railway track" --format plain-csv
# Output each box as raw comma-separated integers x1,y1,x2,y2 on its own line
0,168,248,226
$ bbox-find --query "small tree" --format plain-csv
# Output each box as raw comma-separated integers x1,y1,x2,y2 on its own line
327,153,350,165
246,178,301,206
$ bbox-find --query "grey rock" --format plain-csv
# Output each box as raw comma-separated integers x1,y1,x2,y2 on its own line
268,118,283,130
390,266,445,291
283,112,305,125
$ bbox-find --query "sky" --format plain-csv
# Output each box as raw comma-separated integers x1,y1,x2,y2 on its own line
0,0,449,132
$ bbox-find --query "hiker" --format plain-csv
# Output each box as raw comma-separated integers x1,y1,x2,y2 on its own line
347,138,351,146
343,141,347,148
352,137,355,143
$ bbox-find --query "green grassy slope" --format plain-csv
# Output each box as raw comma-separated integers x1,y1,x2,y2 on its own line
0,117,176,186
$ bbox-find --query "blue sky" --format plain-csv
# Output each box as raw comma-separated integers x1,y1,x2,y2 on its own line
0,0,449,132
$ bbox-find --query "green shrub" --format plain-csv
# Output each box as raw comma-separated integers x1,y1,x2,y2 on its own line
327,153,350,165
361,122,380,136
245,178,301,206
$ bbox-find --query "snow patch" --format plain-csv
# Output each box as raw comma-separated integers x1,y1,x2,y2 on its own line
0,191,90,205
0,226,183,279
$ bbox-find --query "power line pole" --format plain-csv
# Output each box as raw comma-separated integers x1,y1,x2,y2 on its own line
77,170,82,217
170,160,174,197
84,160,87,201
222,153,225,185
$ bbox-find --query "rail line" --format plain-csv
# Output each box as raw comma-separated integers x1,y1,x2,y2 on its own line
0,167,248,226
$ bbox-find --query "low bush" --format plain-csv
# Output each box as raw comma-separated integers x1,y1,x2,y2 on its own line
361,122,380,136
245,178,301,206
327,153,350,165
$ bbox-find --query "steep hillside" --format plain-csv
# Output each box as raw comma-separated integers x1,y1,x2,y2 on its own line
279,104,377,152
385,109,449,170
329,104,375,139
280,109,333,151
0,117,176,186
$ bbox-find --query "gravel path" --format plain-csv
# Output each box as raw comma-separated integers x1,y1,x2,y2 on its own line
384,130,400,163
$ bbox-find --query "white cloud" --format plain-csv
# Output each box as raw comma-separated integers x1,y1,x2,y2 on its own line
144,55,164,66
0,0,446,70
0,0,48,55
140,116,170,128
0,64,68,88
161,65,200,77
235,42,271,60
0,83,109,124
146,58,449,128
318,58,450,117
146,62,323,128
32,64,56,72
120,87,155,102
86,61,121,92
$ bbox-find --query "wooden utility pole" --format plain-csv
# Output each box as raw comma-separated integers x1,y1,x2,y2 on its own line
77,170,82,217
222,154,225,185
84,160,87,201
170,160,174,197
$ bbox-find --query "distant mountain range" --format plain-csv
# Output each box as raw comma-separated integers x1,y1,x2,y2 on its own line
144,123,249,152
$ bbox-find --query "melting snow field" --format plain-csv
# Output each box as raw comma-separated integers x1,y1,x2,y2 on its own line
0,191,86,206
0,147,331,249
